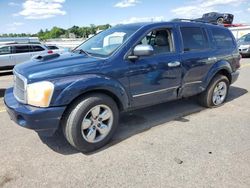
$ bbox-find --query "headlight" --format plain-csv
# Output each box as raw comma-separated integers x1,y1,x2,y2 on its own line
27,81,54,107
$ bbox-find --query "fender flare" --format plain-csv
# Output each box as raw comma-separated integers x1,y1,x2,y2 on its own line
202,60,232,89
50,74,130,110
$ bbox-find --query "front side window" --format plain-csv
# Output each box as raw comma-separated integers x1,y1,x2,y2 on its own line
138,28,174,54
14,45,31,53
181,27,209,52
75,25,141,57
211,28,235,49
0,46,11,55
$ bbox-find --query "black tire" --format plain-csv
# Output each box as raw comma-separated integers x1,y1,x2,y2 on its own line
198,75,229,108
216,17,224,24
62,93,119,153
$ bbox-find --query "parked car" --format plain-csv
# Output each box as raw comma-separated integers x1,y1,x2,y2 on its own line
0,43,64,70
4,21,240,152
45,44,69,54
237,33,250,57
197,12,234,24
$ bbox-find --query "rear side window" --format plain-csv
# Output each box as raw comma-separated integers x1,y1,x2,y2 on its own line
0,46,11,55
211,28,235,49
14,45,31,53
181,27,209,52
32,45,45,52
46,45,59,50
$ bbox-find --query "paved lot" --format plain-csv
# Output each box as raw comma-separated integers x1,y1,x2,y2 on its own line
0,59,250,188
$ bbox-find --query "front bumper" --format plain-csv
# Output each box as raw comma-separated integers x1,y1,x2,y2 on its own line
231,70,240,84
4,88,66,136
239,47,250,55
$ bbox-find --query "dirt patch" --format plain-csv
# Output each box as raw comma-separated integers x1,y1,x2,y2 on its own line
0,174,14,187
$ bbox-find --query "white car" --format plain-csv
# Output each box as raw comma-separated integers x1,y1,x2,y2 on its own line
45,44,69,54
0,43,65,70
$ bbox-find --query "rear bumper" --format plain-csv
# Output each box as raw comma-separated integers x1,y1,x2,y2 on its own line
4,88,66,136
231,70,240,84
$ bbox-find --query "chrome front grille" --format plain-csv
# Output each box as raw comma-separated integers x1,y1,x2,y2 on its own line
13,71,27,103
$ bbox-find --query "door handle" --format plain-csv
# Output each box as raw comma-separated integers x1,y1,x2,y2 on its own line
168,61,181,67
208,57,217,61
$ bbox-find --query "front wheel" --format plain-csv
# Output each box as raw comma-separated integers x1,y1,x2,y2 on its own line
62,94,119,153
198,75,229,108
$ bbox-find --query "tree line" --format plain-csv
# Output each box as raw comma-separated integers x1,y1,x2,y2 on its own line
0,24,111,40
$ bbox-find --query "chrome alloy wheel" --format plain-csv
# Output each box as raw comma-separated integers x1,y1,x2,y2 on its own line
212,81,227,105
81,105,113,143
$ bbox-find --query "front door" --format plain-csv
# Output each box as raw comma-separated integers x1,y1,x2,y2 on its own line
0,46,14,68
127,28,182,108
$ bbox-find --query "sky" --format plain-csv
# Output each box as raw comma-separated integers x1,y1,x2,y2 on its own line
0,0,250,34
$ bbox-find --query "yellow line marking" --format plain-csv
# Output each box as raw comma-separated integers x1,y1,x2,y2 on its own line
0,109,6,113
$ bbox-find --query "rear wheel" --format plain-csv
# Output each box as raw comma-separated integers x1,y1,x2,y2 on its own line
198,75,229,108
62,94,119,153
217,17,224,24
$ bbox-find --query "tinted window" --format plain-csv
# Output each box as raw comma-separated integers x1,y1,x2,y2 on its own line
0,46,11,55
211,28,235,49
139,29,174,54
46,45,58,50
14,45,31,53
181,27,209,51
244,35,250,42
32,45,45,52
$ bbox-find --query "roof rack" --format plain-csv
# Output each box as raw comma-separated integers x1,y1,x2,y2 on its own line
0,37,41,45
172,18,219,25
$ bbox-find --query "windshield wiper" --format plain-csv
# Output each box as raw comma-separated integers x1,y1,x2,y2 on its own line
72,49,90,56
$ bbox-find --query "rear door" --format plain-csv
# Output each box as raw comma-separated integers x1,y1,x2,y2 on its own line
12,45,33,65
179,25,214,97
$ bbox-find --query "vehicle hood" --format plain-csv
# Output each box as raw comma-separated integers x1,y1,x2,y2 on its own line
14,52,105,83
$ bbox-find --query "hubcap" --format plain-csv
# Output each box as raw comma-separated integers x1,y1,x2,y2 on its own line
212,81,227,105
81,105,113,143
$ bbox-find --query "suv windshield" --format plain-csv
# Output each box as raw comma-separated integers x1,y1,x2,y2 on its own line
75,25,140,58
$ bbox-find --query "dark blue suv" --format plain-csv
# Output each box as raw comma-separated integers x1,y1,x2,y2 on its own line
4,21,240,152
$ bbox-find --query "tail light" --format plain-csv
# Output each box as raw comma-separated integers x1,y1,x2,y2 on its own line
47,50,53,54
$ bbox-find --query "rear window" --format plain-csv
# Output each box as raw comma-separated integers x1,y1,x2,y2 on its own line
0,46,11,55
46,45,59,50
14,45,31,53
181,27,209,52
211,28,235,49
32,45,45,52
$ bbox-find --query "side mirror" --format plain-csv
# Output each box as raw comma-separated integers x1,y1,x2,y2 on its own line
128,44,154,60
134,44,154,56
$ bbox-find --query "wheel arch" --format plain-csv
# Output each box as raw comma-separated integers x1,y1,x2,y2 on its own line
203,60,232,89
50,74,130,111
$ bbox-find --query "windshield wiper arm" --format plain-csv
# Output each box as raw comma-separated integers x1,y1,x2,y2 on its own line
72,49,90,56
